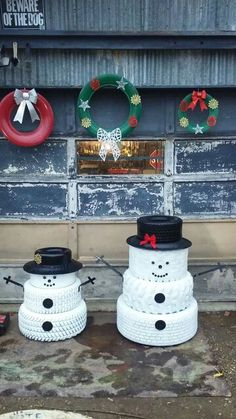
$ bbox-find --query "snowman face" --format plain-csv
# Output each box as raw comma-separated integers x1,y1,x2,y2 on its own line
128,246,189,281
29,272,78,289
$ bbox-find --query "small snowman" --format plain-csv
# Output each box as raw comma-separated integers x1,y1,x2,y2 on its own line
4,247,95,341
117,215,198,346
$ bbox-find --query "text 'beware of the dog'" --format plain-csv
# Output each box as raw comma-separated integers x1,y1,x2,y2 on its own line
1,0,45,29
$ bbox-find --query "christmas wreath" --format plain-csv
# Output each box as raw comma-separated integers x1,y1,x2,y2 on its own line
178,90,219,134
77,74,142,161
0,89,54,147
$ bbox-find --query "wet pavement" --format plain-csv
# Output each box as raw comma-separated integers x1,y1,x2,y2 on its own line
0,311,235,419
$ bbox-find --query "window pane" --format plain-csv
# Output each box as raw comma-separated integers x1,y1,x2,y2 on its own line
77,140,164,175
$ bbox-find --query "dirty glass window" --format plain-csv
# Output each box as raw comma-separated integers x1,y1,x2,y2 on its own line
77,140,164,175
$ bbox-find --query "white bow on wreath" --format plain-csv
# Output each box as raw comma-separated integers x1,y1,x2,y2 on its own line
97,127,122,161
13,88,40,124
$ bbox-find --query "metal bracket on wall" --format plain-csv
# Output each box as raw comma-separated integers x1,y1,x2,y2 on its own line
0,45,10,67
1,31,236,50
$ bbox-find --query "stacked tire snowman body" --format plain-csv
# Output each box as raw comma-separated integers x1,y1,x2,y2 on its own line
19,247,87,341
117,215,198,346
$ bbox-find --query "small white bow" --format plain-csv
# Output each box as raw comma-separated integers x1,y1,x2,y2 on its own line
13,88,40,124
97,127,122,161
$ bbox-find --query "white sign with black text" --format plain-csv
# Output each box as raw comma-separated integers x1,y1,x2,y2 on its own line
1,0,45,29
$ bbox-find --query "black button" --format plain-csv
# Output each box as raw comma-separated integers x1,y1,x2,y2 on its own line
155,320,166,330
43,298,53,309
154,293,165,303
42,321,53,332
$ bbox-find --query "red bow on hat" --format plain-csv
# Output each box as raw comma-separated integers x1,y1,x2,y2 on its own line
140,233,157,249
188,90,208,112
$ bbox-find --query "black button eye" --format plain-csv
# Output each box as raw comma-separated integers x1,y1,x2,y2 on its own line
166,262,169,265
151,261,155,264
53,276,56,279
43,276,46,279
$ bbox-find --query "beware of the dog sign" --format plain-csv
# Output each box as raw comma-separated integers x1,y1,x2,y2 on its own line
1,0,45,29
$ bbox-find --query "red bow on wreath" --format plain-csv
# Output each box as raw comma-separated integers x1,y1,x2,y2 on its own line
188,90,208,112
140,233,157,249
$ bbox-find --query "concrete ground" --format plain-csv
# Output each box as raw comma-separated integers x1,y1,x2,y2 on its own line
0,311,235,419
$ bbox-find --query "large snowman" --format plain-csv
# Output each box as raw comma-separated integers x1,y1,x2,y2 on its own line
17,247,88,341
117,215,198,346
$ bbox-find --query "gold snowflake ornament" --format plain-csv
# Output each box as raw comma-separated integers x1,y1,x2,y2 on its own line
208,98,219,109
130,94,141,105
179,117,189,128
81,118,92,128
34,253,42,265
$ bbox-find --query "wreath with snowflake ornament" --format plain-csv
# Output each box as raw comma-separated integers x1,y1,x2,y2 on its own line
77,74,142,161
178,90,219,134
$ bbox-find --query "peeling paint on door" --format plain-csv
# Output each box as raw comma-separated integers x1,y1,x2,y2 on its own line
174,181,236,216
78,182,164,217
0,183,68,218
175,140,236,174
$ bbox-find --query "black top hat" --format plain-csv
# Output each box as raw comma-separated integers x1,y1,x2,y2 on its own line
127,215,192,251
23,247,83,275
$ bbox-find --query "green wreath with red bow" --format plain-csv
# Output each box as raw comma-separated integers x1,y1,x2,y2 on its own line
178,90,219,134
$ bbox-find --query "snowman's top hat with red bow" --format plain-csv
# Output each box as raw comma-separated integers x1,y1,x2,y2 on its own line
23,247,82,275
127,215,192,251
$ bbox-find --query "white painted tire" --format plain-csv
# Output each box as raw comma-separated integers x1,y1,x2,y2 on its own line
19,300,87,341
123,269,193,314
24,279,82,314
117,295,198,346
0,411,93,419
128,246,189,282
0,410,93,419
